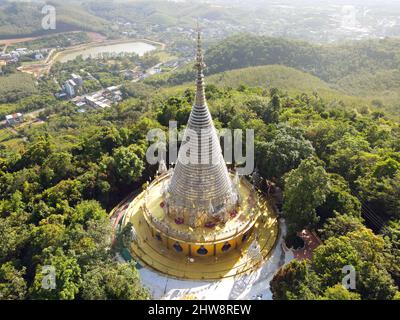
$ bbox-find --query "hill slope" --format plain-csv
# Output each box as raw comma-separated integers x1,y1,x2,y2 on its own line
205,35,400,83
207,65,400,113
206,65,333,93
160,65,372,114
0,1,109,38
146,34,400,117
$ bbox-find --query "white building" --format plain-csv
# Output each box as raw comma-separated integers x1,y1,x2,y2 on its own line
85,95,111,109
5,113,24,126
71,73,83,86
35,53,44,60
106,86,119,92
64,81,76,98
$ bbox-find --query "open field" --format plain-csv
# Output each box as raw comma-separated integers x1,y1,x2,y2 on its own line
0,36,39,46
0,127,24,151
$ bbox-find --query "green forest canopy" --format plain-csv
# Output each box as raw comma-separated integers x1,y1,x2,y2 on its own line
0,80,399,299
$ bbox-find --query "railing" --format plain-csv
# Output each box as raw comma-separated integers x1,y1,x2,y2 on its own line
141,173,262,243
144,207,258,243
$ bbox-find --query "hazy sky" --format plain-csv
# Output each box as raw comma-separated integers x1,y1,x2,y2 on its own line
205,0,400,6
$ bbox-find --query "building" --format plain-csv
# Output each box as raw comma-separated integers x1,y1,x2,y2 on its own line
111,31,279,280
71,73,83,86
64,80,75,98
0,53,12,61
106,86,119,93
35,53,44,60
124,69,143,80
85,94,111,109
60,74,83,99
5,113,24,126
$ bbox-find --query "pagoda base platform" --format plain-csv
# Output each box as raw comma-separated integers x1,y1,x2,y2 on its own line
112,176,279,281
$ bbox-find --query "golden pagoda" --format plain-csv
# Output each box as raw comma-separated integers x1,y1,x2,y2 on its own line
112,30,279,280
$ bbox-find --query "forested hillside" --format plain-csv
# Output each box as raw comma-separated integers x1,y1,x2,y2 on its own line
85,0,248,28
0,79,399,299
0,1,109,38
1,2,399,301
0,0,244,38
146,35,400,117
205,35,400,82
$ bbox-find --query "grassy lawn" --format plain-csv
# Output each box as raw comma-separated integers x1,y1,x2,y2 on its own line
0,127,24,151
0,73,37,104
153,50,177,63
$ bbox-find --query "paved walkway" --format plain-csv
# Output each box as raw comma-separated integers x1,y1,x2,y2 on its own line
138,220,294,300
293,230,321,261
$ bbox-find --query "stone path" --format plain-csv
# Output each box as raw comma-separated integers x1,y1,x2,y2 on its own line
293,230,322,261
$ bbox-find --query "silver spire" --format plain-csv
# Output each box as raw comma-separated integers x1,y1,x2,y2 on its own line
194,26,206,107
166,27,237,228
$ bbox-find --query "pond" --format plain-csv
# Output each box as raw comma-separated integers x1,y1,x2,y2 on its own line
58,41,156,62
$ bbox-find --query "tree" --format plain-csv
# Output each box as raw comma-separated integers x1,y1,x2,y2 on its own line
141,53,160,69
157,96,191,127
31,215,66,254
319,212,364,240
0,212,31,262
312,235,361,288
382,219,400,286
358,264,398,300
244,97,269,120
80,261,150,300
283,157,330,233
19,135,54,168
66,218,112,266
0,262,27,300
40,152,74,186
316,174,361,222
357,166,400,220
111,145,145,185
255,125,314,180
70,200,107,226
263,89,281,124
30,248,81,300
77,163,111,204
327,133,371,183
130,117,164,142
373,158,400,179
270,260,321,300
79,126,123,162
320,284,361,300
305,120,354,161
313,228,397,300
41,179,83,208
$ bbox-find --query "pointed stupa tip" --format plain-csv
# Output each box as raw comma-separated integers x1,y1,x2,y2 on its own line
194,24,206,106
166,22,237,219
